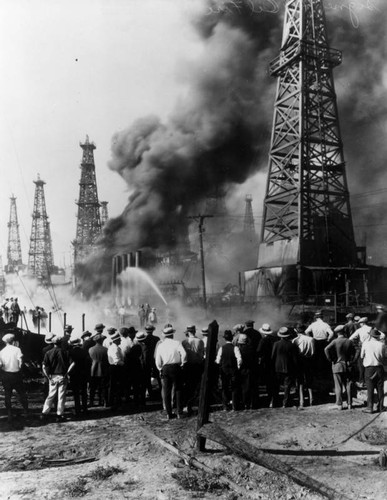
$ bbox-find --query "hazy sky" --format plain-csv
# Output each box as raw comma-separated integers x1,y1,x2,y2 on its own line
0,0,386,271
0,0,206,267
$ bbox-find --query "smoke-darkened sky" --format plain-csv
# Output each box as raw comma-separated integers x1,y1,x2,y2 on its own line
0,0,386,278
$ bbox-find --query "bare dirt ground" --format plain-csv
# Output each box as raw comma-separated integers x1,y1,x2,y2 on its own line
0,382,386,500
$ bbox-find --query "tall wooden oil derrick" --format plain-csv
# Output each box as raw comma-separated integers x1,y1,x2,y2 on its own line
256,0,363,298
73,135,102,264
27,175,55,281
6,196,23,273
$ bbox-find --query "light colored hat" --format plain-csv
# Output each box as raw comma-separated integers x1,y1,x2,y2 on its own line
201,327,209,335
315,311,322,317
354,316,361,322
334,325,345,333
163,326,175,336
110,332,121,342
237,333,248,345
2,333,15,344
258,323,272,335
278,327,291,338
45,332,55,344
136,331,147,341
359,317,368,324
346,313,354,319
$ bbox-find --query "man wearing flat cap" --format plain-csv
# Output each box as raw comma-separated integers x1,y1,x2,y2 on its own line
0,334,29,422
361,328,387,413
155,326,187,419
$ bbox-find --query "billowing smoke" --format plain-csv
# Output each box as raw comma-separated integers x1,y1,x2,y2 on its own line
77,0,387,296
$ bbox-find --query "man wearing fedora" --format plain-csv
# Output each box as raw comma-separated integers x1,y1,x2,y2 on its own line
182,325,205,415
257,324,279,407
293,323,315,407
272,327,299,408
89,333,109,407
155,326,187,419
107,331,124,410
129,331,148,408
361,328,387,413
0,333,29,422
305,311,333,374
349,317,372,389
61,324,74,351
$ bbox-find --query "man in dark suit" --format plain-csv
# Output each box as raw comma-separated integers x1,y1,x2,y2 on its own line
272,327,299,408
88,333,109,407
69,337,90,417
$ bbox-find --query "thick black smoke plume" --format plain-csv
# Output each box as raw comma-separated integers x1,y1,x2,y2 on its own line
76,0,387,295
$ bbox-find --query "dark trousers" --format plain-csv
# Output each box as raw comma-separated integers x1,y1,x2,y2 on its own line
365,365,384,411
332,372,352,407
145,362,161,397
89,376,108,406
161,363,183,417
108,365,124,408
2,371,28,415
220,370,240,410
183,363,203,411
70,377,88,414
132,371,147,406
357,355,365,385
276,373,295,407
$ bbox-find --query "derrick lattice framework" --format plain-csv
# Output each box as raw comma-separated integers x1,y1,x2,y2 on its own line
6,196,23,273
73,136,102,263
243,195,255,236
28,175,55,280
100,201,109,227
258,0,357,272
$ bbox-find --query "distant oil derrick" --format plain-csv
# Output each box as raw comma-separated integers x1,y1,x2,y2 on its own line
73,135,102,264
100,201,109,227
6,195,23,273
27,175,55,281
243,194,255,237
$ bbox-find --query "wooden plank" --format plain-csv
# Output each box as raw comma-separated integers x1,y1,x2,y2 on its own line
139,425,253,498
196,320,219,451
198,423,351,500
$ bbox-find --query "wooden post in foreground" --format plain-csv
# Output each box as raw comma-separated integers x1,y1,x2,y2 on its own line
196,319,219,451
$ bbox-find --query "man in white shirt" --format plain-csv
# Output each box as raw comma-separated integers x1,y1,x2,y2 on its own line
155,326,187,419
305,311,333,374
349,317,372,388
361,329,387,413
0,334,28,422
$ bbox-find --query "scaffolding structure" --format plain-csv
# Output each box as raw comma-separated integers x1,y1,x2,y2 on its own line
255,0,362,299
27,175,55,281
6,196,24,273
243,194,255,236
100,201,109,227
73,135,102,264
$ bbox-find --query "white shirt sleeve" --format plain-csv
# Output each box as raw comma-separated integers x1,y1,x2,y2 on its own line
215,346,222,365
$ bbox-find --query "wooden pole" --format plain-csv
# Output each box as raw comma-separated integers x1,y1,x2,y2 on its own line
196,319,219,451
49,312,52,332
82,313,85,331
197,423,351,500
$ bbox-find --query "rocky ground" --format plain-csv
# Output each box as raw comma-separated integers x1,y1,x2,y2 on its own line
0,381,387,500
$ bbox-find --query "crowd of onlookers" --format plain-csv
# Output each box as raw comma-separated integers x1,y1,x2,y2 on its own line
0,305,387,423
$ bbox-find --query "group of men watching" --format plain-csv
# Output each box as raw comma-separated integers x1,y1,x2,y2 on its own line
1,308,386,423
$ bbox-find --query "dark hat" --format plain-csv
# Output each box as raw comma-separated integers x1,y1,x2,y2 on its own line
107,327,117,334
93,333,104,342
81,330,92,340
186,325,196,333
69,337,82,346
314,311,322,317
370,329,381,339
245,320,255,327
94,323,105,331
119,327,130,337
224,330,233,341
163,326,175,336
127,326,138,335
258,323,272,335
136,331,147,341
110,332,121,342
145,324,155,332
64,324,73,332
278,327,291,338
164,323,173,329
346,313,354,319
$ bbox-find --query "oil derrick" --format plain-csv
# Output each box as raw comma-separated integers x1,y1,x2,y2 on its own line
6,196,23,273
28,175,55,281
256,0,362,298
202,188,230,248
100,201,109,227
243,195,255,237
73,136,102,264
0,257,6,294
